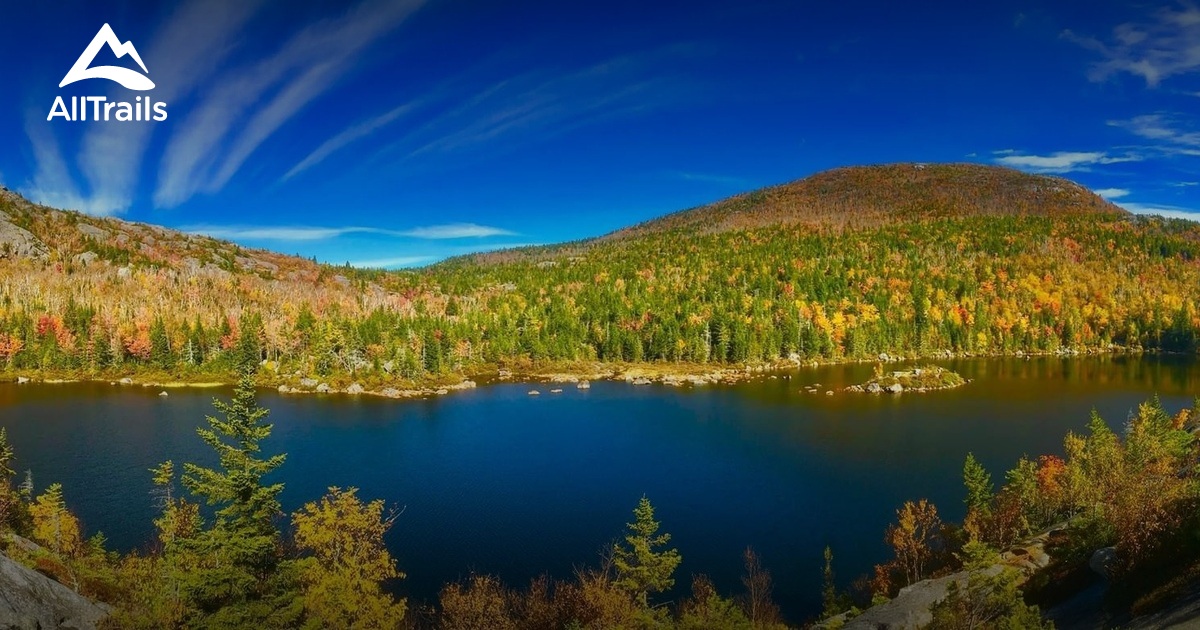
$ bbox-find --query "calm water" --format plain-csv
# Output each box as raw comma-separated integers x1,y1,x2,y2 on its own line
0,356,1197,622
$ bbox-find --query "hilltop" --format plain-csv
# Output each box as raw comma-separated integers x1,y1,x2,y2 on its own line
601,162,1127,240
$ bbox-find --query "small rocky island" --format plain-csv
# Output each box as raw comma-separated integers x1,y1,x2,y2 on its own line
845,365,966,394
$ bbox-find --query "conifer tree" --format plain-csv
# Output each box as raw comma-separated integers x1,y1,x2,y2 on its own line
613,496,682,607
176,366,296,625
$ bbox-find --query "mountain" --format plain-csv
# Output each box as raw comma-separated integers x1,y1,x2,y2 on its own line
0,164,1195,389
603,163,1126,240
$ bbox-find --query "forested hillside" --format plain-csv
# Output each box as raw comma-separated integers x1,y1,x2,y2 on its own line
0,164,1197,388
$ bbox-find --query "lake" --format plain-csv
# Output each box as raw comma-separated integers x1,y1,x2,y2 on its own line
0,355,1197,623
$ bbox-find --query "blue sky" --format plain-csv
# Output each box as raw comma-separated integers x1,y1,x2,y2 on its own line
1,0,1197,267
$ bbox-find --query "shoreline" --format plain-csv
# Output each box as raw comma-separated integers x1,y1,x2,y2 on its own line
0,345,1158,401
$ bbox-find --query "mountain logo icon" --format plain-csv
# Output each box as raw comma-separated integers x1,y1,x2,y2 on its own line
59,24,154,91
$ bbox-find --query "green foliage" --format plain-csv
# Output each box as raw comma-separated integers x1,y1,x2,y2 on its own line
963,453,993,515
174,367,295,626
928,541,1052,629
292,487,406,629
679,575,753,630
612,496,683,607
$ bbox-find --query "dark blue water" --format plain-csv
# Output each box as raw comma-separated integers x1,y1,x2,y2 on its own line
0,355,1197,623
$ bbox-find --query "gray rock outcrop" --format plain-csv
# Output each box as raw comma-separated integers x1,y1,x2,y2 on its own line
0,212,47,260
0,545,109,629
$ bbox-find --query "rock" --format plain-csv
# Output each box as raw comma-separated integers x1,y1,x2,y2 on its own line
118,377,133,385
528,390,540,395
76,223,109,241
498,369,513,379
315,383,330,393
382,360,395,374
456,380,477,389
631,377,651,386
116,266,132,278
277,385,290,393
299,378,318,389
346,383,365,395
825,390,834,396
550,388,563,394
0,541,109,628
879,352,892,362
1089,546,1117,581
0,212,48,260
867,382,883,394
15,377,28,384
72,251,99,266
436,388,449,395
158,391,168,397
380,388,400,397
886,383,904,394
845,571,973,630
577,381,591,389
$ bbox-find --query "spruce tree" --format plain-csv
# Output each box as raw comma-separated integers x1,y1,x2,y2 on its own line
613,496,682,607
176,366,295,625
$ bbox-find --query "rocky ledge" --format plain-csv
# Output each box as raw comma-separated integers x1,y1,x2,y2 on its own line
0,537,110,629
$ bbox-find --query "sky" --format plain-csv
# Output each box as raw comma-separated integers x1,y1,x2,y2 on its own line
0,0,1197,268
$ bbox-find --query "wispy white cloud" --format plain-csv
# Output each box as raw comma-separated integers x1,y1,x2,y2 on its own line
994,150,1142,173
1110,114,1200,153
346,255,432,269
72,0,267,215
182,222,515,242
155,0,425,207
1120,201,1200,221
283,102,418,181
1064,3,1200,86
371,46,701,168
1095,187,1131,199
670,171,748,186
22,116,90,212
400,223,516,239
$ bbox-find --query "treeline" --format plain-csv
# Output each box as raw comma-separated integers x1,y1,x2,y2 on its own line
3,214,1200,383
819,395,1200,627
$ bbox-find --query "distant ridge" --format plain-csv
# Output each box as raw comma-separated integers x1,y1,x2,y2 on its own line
602,163,1128,241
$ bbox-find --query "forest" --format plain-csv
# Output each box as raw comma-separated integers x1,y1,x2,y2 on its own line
2,166,1199,391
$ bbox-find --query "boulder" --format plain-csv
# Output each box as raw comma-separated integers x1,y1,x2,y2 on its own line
1089,546,1117,581
0,543,109,629
528,390,540,395
15,377,28,384
887,383,904,394
277,385,290,393
72,251,99,267
76,223,109,241
380,388,400,397
346,383,365,395
577,381,591,389
631,377,651,386
118,377,133,385
436,388,449,395
315,383,330,393
867,382,883,394
158,391,168,397
299,378,318,389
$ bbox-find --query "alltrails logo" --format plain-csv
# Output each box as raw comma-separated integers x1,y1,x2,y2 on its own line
47,24,168,122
